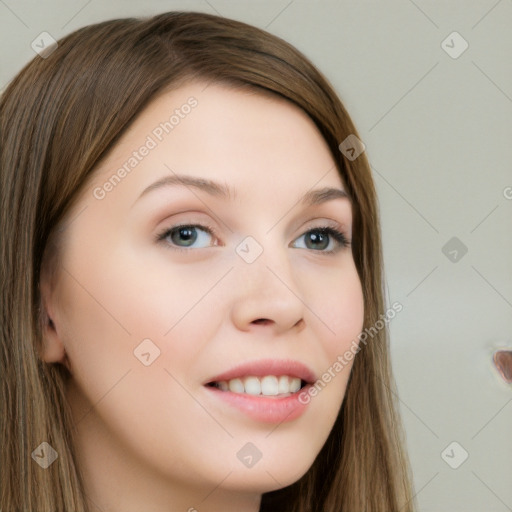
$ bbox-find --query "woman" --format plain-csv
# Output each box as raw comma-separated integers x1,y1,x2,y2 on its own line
0,11,416,512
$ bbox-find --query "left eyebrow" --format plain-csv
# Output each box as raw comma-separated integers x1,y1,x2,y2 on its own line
133,173,349,207
300,187,349,206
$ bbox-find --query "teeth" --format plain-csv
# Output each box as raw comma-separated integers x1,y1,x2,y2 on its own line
217,381,229,391
214,375,303,396
278,375,289,394
261,376,278,396
244,376,261,395
228,378,244,393
289,377,301,393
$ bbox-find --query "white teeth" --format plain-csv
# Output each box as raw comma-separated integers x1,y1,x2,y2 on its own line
289,377,301,393
228,378,244,393
261,376,279,396
278,375,289,394
243,376,261,395
214,375,304,396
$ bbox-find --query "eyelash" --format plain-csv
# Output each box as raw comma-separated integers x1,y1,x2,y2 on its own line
155,223,351,255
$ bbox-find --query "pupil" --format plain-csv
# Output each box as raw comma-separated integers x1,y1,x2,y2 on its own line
308,231,328,250
173,227,197,246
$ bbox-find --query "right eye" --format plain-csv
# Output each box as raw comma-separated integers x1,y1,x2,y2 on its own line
156,224,219,252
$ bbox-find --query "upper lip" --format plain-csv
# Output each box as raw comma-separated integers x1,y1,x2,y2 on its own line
204,359,317,385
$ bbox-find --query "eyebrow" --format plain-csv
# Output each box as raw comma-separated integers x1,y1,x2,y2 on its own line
135,173,349,207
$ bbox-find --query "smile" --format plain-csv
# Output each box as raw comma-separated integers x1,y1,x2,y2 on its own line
207,375,305,397
203,359,316,423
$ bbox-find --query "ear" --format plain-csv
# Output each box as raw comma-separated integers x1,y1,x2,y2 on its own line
39,268,70,370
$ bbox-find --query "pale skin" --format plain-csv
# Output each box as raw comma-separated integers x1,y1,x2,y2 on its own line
40,81,364,512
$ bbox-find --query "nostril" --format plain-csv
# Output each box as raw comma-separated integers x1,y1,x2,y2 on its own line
493,350,512,384
252,318,271,325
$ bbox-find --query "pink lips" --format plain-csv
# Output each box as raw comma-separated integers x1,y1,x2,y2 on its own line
204,358,317,385
203,359,316,424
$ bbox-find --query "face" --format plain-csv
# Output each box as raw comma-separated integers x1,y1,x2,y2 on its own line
41,81,364,506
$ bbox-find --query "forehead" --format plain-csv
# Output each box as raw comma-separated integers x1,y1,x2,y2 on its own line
86,81,345,210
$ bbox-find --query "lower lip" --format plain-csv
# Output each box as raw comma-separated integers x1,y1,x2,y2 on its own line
204,384,312,424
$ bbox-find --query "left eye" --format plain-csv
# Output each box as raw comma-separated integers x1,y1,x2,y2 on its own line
156,224,350,254
291,227,349,253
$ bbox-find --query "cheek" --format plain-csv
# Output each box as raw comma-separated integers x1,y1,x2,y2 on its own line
56,239,219,409
300,256,365,354
55,269,131,379
57,254,221,474
106,243,225,339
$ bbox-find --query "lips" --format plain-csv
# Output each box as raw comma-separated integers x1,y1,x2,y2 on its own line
202,359,317,423
204,358,317,386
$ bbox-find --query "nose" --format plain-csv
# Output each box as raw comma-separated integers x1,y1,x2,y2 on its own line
230,248,306,335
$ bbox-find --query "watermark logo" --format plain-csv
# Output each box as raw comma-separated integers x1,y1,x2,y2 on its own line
339,134,366,161
441,441,469,469
442,236,468,263
31,32,58,58
441,32,469,59
133,338,161,366
236,236,264,264
237,442,262,468
31,442,59,469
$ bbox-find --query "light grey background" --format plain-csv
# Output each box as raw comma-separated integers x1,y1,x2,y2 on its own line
1,1,511,510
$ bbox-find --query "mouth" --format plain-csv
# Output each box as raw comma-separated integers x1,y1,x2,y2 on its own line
202,359,316,423
205,375,309,398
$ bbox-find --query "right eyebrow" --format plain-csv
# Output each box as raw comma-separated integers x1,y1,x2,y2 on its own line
134,174,235,207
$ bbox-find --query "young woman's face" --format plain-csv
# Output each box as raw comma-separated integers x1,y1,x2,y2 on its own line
41,81,364,507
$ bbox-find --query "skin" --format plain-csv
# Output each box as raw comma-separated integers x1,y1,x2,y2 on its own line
40,81,364,512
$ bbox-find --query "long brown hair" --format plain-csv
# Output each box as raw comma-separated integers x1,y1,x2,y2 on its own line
0,11,416,511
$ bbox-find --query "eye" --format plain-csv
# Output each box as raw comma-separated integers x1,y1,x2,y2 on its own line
155,223,350,254
156,224,217,251
291,227,350,254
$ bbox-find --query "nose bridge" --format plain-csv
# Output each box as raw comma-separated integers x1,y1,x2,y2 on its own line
230,231,306,331
235,231,292,289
